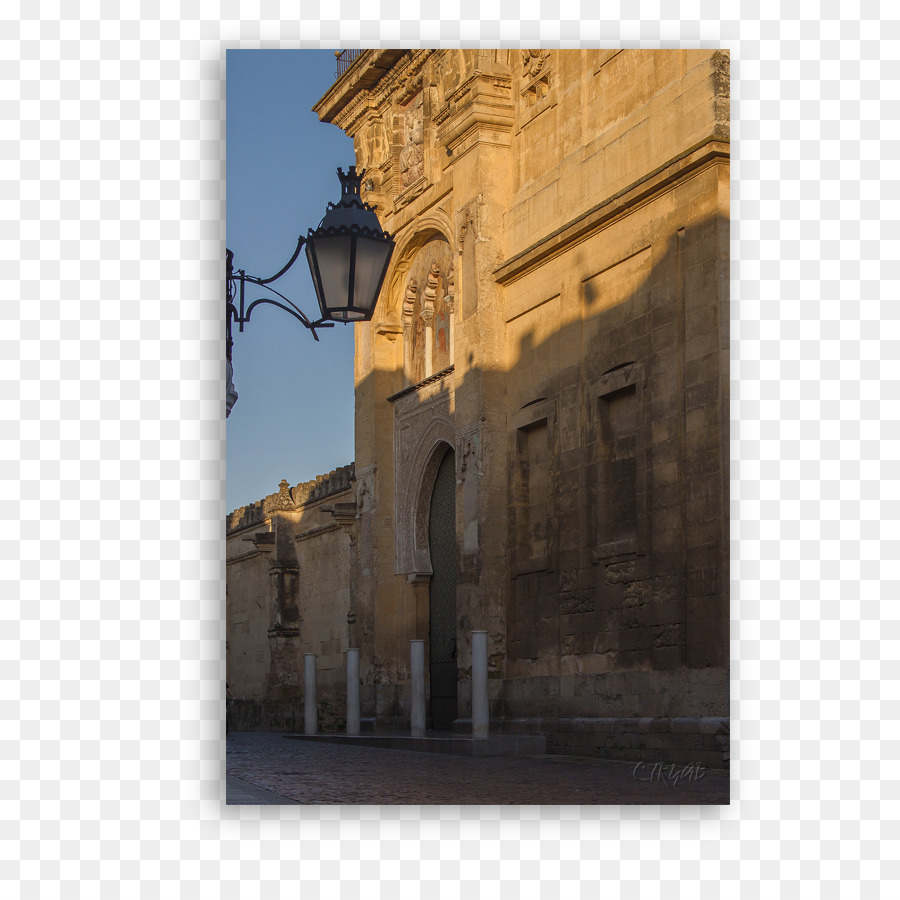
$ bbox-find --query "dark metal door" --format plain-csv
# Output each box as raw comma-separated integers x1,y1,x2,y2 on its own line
428,448,457,731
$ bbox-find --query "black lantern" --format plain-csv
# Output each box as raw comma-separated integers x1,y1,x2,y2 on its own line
305,166,395,323
226,166,394,418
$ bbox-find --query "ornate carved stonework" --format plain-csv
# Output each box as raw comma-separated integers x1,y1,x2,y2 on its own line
395,177,429,209
456,422,484,481
522,49,550,79
402,277,418,324
399,238,453,384
399,91,425,188
435,50,466,104
424,260,441,303
420,260,441,357
395,52,430,105
360,116,388,171
520,49,552,107
270,478,296,512
393,392,455,579
446,263,455,306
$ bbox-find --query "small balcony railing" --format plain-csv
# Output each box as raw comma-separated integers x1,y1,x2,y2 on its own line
335,49,364,79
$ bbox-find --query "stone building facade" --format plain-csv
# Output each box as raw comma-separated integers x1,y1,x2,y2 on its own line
226,466,357,732
227,49,729,764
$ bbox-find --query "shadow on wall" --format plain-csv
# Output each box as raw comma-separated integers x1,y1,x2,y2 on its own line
352,210,729,726
225,210,730,745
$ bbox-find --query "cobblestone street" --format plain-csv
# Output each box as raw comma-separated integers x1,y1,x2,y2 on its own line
226,733,730,805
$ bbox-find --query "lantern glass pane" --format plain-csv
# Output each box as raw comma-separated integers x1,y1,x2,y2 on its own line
351,235,391,316
309,233,352,317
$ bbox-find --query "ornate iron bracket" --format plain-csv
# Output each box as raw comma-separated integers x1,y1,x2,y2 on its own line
225,242,337,418
225,240,335,363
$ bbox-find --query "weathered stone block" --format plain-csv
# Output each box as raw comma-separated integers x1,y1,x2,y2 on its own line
559,590,596,615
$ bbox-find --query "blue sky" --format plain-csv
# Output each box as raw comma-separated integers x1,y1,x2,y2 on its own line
226,50,357,513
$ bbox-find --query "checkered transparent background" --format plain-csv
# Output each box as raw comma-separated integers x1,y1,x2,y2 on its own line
1,2,897,897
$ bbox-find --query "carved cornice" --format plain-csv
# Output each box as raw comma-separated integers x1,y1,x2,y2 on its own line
313,49,408,129
436,72,515,154
395,51,431,104
494,139,730,286
249,531,276,555
314,50,437,137
321,501,359,541
386,364,454,404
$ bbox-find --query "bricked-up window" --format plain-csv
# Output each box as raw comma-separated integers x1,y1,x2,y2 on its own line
599,384,637,546
516,418,549,563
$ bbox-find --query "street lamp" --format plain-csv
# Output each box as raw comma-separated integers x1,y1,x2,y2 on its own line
225,165,394,418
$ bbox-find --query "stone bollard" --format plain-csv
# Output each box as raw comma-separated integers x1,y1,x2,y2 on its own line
346,648,360,736
304,653,317,735
410,639,426,738
471,630,489,740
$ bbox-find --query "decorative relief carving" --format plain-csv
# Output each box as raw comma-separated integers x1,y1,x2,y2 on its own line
522,49,550,79
396,51,429,104
421,261,441,332
520,49,552,106
446,263,455,308
271,479,296,511
424,260,441,302
400,237,453,383
437,49,465,97
395,178,428,209
402,277,418,324
399,91,425,188
397,72,424,104
361,116,388,171
393,396,455,578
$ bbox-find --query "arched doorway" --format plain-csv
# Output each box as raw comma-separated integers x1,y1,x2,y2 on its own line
428,446,457,731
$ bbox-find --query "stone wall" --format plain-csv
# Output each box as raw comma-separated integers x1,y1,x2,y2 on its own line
291,49,730,763
226,465,356,732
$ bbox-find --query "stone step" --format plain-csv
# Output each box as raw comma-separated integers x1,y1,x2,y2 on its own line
282,731,547,757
